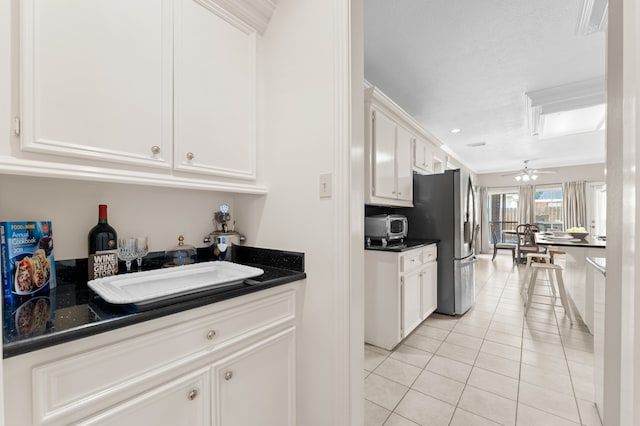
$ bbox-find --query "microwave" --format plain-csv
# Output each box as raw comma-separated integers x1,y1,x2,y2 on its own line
365,214,408,246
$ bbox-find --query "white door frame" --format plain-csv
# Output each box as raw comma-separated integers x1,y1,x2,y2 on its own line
604,0,640,424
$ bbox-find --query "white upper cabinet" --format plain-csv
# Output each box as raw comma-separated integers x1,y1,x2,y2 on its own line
371,108,397,199
413,137,434,174
365,87,441,207
395,125,413,202
11,0,275,192
174,0,255,179
20,0,173,170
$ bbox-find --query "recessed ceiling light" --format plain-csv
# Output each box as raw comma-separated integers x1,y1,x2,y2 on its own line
450,128,461,134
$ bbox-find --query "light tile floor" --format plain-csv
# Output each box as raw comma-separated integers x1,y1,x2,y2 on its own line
364,253,603,426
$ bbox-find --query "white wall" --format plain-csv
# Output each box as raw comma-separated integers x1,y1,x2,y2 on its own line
0,175,239,260
476,163,605,188
350,0,365,424
234,0,355,424
603,0,640,423
0,0,9,420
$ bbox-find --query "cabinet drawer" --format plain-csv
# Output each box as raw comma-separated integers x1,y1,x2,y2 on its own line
422,245,437,263
400,250,422,272
32,290,295,425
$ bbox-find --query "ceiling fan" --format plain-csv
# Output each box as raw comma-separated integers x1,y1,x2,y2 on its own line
502,160,557,182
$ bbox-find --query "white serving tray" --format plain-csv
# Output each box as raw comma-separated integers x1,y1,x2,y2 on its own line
88,261,264,305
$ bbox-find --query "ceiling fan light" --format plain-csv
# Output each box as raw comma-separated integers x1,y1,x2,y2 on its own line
531,174,538,180
522,174,530,182
515,175,522,181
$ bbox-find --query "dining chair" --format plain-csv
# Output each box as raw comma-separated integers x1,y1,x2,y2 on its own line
515,223,546,263
491,223,516,262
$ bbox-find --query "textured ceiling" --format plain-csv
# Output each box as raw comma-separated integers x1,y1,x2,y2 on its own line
364,0,606,174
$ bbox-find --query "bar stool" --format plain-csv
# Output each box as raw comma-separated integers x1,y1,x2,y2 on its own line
548,247,566,264
521,253,556,300
525,262,573,325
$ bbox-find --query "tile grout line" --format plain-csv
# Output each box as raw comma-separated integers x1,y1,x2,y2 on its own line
522,265,588,425
445,260,515,426
551,292,586,426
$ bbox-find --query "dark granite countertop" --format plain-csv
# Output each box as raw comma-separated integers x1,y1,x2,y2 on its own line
365,238,439,252
535,233,606,248
3,245,305,358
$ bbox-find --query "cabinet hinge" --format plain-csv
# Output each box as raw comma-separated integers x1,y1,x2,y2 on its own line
13,117,20,137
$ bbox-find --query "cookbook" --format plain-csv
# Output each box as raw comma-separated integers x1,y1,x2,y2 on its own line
0,221,56,305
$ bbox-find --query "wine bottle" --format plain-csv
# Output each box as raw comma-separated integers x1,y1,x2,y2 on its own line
88,204,118,279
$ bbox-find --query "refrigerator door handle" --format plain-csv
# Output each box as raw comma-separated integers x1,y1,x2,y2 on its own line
454,254,477,262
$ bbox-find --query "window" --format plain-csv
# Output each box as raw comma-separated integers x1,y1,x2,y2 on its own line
487,190,519,244
487,186,565,246
534,187,563,231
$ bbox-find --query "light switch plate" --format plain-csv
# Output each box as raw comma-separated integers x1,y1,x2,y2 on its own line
319,173,332,198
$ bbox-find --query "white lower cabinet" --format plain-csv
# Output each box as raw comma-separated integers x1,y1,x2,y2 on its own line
78,368,211,426
3,286,296,426
401,269,423,337
365,244,438,350
212,329,294,426
421,249,438,319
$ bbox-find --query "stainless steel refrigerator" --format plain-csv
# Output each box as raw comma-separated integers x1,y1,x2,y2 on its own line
402,169,478,315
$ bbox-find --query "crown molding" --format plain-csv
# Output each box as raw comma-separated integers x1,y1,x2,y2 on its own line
576,0,608,36
210,0,277,35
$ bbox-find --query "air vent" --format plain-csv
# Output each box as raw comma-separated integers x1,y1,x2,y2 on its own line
467,142,486,148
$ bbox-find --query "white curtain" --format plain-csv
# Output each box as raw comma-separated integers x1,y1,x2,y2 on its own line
563,181,587,229
518,185,535,224
478,186,487,252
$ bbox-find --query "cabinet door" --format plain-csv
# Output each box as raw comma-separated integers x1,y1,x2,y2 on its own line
413,139,426,171
413,138,433,174
77,369,210,426
402,272,422,337
396,126,413,202
421,261,438,319
20,0,172,169
174,0,256,180
212,328,295,426
372,109,397,199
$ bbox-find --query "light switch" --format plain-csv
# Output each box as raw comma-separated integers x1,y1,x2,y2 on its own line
319,173,332,198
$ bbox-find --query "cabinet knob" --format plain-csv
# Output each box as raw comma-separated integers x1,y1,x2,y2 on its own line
398,192,402,196
187,389,199,400
206,330,216,340
224,371,233,381
186,152,194,161
392,191,396,194
151,145,160,155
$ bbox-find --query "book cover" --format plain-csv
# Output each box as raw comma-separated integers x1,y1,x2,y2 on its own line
0,221,56,305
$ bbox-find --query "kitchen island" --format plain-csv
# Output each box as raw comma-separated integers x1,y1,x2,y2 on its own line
535,234,605,332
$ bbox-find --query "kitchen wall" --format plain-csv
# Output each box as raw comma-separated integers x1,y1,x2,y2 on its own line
0,175,237,260
233,0,355,423
476,162,606,187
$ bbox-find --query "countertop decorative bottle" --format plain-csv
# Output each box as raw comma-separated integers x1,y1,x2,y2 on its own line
88,204,118,280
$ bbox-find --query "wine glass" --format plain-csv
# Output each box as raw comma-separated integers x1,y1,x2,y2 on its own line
135,237,149,271
117,238,137,273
